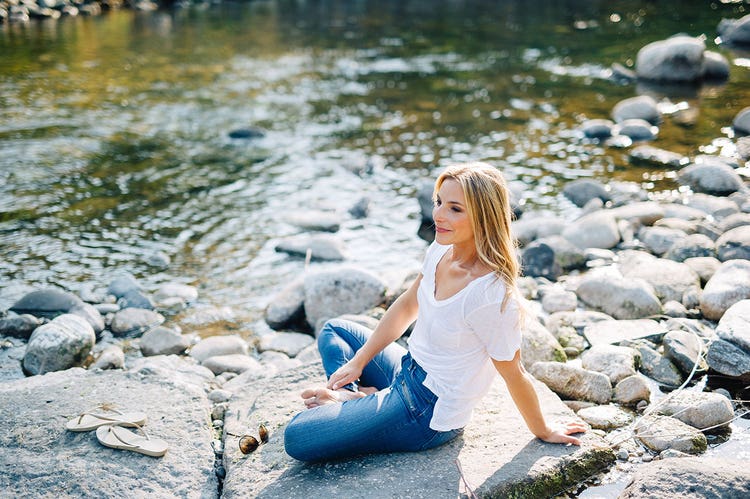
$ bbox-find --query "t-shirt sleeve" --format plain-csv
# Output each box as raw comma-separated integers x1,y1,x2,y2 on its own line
421,241,446,275
465,298,522,361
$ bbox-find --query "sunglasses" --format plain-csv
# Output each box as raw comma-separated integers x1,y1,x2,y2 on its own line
229,423,269,454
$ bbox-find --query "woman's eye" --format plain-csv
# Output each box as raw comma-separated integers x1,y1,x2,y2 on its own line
451,207,461,213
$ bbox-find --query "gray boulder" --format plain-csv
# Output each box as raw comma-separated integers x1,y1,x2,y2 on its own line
665,233,716,262
637,225,688,256
562,211,620,249
202,354,262,375
581,344,640,384
10,289,84,320
628,145,689,169
285,210,341,232
702,51,730,80
258,331,315,358
0,314,42,340
687,193,740,219
635,415,707,454
683,256,721,285
608,201,665,226
611,95,660,124
189,335,248,363
678,160,744,196
303,267,386,330
707,339,750,381
636,35,706,82
153,283,198,304
139,326,191,357
541,289,578,314
106,273,142,298
562,179,611,207
521,242,561,281
576,272,661,320
530,361,612,404
634,341,685,387
583,319,666,347
90,345,125,370
613,375,651,405
700,259,750,320
616,119,658,141
716,225,750,262
580,119,614,139
264,278,306,331
719,212,750,232
716,299,750,352
109,308,164,337
417,180,435,224
520,320,566,369
619,251,700,303
69,303,105,335
577,405,632,430
657,390,734,430
512,214,566,245
719,14,750,45
735,106,750,135
22,314,95,375
663,330,708,376
538,235,587,270
275,234,346,261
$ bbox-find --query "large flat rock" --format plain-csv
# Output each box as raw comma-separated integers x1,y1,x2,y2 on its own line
0,359,218,498
221,362,615,498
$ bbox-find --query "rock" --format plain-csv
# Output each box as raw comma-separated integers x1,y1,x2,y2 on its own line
614,375,651,405
582,319,666,347
258,332,314,358
69,303,105,335
116,289,154,310
716,299,750,351
259,350,302,373
520,320,566,370
716,226,750,262
665,233,717,262
719,212,750,232
683,256,721,285
0,314,42,340
700,259,750,320
190,335,248,363
22,314,95,375
106,273,141,298
285,210,341,232
707,339,750,381
264,278,307,331
521,242,561,280
348,196,370,219
581,119,614,139
228,127,265,139
208,388,232,403
417,180,435,224
636,35,706,82
686,193,740,219
663,300,689,318
678,161,744,196
90,345,124,370
541,289,578,314
634,341,684,387
637,225,688,256
581,344,640,384
629,145,689,169
545,310,614,337
530,362,612,404
562,179,611,208
9,289,84,319
153,283,198,304
635,415,707,454
619,457,750,499
576,271,662,320
663,330,709,375
109,308,164,337
702,50,730,80
512,214,566,245
611,95,660,124
619,251,700,303
562,211,621,249
202,354,262,375
734,106,750,135
275,234,346,261
139,326,191,357
577,405,633,430
303,267,386,330
719,14,750,46
656,390,734,430
608,201,665,226
179,304,236,330
538,236,587,270
616,119,658,141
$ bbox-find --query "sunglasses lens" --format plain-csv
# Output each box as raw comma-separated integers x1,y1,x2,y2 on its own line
239,435,259,454
259,423,269,443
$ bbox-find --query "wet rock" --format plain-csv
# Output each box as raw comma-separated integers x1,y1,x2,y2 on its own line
702,51,731,80
303,267,386,330
562,179,611,208
614,375,651,405
144,251,170,269
664,233,717,262
619,457,750,499
202,354,261,375
628,145,688,169
686,193,740,219
264,278,306,331
582,319,666,347
716,226,750,261
139,326,191,357
657,390,734,431
637,226,687,256
634,341,684,387
9,289,84,319
663,330,709,376
512,214,566,245
611,95,660,124
562,211,620,249
541,289,578,314
608,201,665,226
678,160,744,196
179,304,236,329
153,283,198,304
258,331,314,358
700,259,750,320
530,361,612,404
22,314,95,375
285,210,341,232
615,119,658,141
734,106,750,135
619,250,700,303
719,14,750,46
636,35,706,82
683,256,721,285
521,242,561,280
190,335,248,363
228,127,265,139
348,196,370,219
90,345,124,370
0,314,42,340
106,273,141,299
707,339,750,381
275,233,346,261
116,289,154,310
580,119,614,139
576,271,662,320
581,344,640,384
577,404,633,430
635,415,707,454
520,320,566,369
109,308,164,337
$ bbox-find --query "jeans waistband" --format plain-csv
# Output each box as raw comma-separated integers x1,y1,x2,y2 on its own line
400,353,435,402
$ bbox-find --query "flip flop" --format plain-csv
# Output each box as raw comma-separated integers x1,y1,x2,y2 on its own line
96,424,168,457
66,408,148,432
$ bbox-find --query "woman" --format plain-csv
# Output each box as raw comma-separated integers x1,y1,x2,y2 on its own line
284,162,587,462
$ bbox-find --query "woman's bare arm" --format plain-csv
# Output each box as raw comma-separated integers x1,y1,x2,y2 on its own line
493,350,587,445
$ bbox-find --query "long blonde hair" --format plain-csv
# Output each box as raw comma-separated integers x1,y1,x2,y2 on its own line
433,162,521,296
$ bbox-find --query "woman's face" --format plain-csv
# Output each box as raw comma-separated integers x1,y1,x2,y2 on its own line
433,178,474,247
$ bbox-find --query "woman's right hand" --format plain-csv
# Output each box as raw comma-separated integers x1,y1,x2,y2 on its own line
326,359,364,390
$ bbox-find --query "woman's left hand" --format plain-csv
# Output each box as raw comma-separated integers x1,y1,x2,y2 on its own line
538,420,589,445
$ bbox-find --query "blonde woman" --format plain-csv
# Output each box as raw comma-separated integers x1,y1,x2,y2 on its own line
284,162,587,461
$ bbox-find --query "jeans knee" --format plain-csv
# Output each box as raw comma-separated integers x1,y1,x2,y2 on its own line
284,417,315,462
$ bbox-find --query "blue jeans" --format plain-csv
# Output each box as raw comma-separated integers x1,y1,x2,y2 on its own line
284,319,462,462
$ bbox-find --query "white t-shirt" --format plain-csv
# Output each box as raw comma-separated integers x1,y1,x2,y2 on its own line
407,242,522,431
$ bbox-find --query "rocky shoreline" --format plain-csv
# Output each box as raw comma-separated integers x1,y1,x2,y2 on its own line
3,13,750,499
